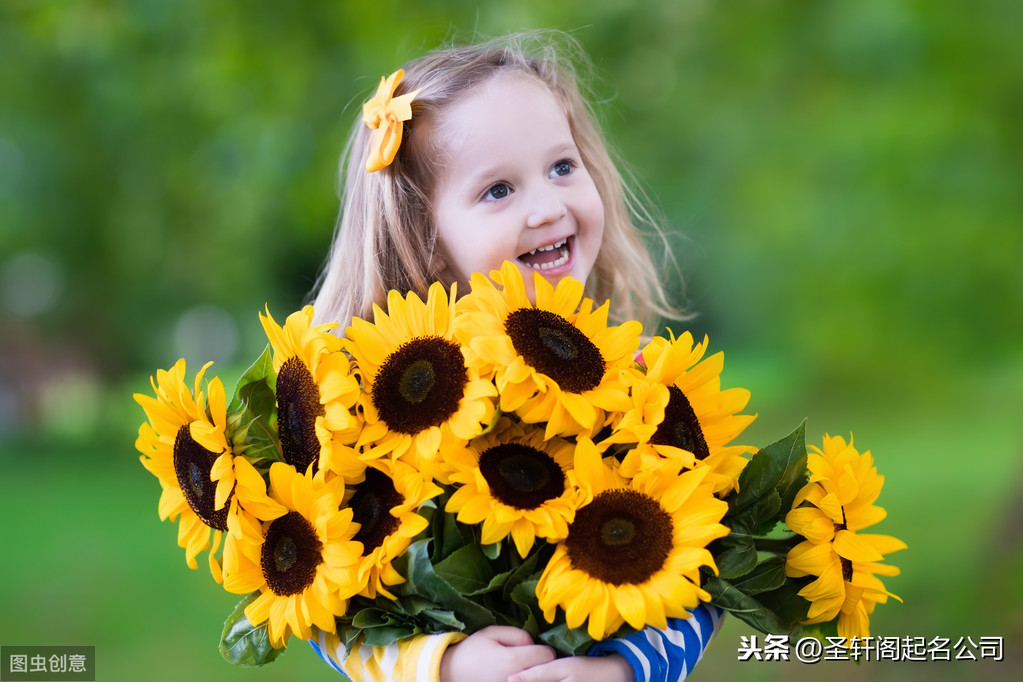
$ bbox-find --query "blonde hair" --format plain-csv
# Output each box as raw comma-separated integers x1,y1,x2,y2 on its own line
311,30,680,331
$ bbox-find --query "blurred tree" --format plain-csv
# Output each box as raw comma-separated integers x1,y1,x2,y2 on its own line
1,0,1020,418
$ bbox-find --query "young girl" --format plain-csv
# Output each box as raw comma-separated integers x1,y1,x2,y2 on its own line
307,31,722,682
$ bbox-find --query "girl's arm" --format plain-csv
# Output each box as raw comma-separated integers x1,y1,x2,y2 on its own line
587,603,724,682
310,629,466,682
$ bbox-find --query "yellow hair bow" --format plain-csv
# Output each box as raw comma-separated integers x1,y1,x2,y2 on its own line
362,69,421,172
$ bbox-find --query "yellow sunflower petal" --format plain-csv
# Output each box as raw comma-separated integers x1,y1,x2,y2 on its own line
833,529,884,563
785,506,836,544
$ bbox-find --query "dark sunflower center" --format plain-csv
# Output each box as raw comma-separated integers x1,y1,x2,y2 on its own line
399,359,435,404
172,425,230,530
836,513,853,582
565,489,673,585
348,468,403,552
504,308,605,394
260,511,323,596
372,336,468,434
650,385,710,460
479,443,566,510
276,356,325,473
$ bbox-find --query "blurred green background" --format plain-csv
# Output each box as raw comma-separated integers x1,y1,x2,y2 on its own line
1,1,1020,681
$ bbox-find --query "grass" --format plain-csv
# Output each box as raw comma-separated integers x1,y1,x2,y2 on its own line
0,452,326,682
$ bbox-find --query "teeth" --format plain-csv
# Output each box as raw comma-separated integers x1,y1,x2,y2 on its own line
523,241,570,271
528,250,569,270
525,237,568,256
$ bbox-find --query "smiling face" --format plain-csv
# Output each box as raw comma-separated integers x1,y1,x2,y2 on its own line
431,75,605,300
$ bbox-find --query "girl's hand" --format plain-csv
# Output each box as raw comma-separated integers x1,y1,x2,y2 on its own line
439,626,556,682
506,654,633,682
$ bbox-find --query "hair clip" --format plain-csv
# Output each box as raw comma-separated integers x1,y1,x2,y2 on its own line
362,69,421,172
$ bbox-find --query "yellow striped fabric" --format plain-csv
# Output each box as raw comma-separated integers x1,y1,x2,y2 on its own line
313,629,468,682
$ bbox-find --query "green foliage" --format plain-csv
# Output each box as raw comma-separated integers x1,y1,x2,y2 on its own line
220,592,287,668
707,423,811,636
227,344,282,465
725,420,808,535
2,0,1020,399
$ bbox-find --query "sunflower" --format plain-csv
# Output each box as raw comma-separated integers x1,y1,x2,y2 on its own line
344,458,442,599
784,434,906,641
445,417,587,557
536,439,729,640
260,305,363,479
136,359,282,582
607,332,756,495
343,282,497,474
222,462,364,648
457,261,641,439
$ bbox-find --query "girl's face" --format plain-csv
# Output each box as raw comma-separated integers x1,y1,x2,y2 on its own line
431,75,604,300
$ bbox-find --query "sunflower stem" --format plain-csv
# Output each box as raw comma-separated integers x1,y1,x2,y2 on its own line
754,537,801,555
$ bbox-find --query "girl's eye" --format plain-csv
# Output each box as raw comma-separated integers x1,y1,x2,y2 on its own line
483,182,511,201
549,159,574,178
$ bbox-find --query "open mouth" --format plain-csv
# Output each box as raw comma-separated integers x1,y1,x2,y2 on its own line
517,236,572,271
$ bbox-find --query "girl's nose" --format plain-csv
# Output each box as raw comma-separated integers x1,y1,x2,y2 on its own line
525,188,568,229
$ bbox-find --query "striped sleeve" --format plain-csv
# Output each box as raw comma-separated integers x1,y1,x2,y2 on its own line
308,629,467,682
586,603,724,682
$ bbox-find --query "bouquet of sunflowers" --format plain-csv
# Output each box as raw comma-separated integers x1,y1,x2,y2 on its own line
134,261,905,667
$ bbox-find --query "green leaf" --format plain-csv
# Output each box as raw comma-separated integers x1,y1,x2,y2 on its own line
419,608,465,629
403,539,497,631
501,544,547,601
714,530,758,579
755,577,812,630
724,490,784,538
227,344,281,462
799,619,838,643
749,491,783,532
228,343,276,411
482,541,502,560
396,595,438,617
726,421,807,521
361,626,423,649
519,610,540,639
705,573,811,636
705,575,790,635
220,592,287,667
474,563,515,596
340,626,361,657
432,499,469,562
434,544,496,595
538,622,598,656
730,555,787,595
507,577,540,611
350,608,392,628
341,596,462,651
337,596,464,654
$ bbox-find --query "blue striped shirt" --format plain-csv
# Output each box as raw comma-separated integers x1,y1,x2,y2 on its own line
587,603,723,682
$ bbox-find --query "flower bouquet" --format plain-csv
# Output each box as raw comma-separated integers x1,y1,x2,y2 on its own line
134,261,905,669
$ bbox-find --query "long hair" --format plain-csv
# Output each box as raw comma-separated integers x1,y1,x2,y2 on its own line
311,30,680,332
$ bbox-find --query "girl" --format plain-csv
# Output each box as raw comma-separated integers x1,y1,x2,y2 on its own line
308,31,721,682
